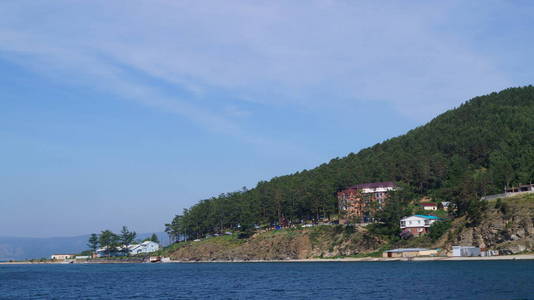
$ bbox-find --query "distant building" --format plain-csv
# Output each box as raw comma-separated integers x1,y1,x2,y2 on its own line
96,246,128,258
420,202,438,211
50,254,74,260
96,241,160,257
452,246,481,257
338,181,397,223
481,183,534,201
400,215,442,236
505,183,534,193
383,248,439,258
129,241,160,255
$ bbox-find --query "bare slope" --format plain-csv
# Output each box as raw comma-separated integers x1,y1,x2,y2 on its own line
165,226,384,261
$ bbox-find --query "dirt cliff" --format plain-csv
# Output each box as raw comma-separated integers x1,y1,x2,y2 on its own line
167,225,383,261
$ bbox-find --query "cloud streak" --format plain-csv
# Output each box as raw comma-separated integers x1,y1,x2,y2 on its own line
0,0,517,132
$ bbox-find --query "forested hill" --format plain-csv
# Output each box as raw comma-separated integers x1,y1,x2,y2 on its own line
166,86,534,239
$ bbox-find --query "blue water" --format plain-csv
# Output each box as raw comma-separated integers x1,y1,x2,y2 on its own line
1,261,533,299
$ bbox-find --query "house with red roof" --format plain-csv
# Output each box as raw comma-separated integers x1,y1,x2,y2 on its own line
420,202,438,211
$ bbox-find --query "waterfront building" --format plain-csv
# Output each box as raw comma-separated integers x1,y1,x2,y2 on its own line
50,254,74,260
382,248,438,258
452,246,481,257
129,241,160,255
96,241,160,257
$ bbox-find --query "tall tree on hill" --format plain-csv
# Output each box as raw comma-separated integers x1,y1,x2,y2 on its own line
119,226,136,255
119,226,136,246
150,233,160,244
87,233,99,253
165,215,184,243
99,230,119,257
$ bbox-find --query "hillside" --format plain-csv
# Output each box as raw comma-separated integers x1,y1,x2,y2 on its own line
165,86,534,240
162,226,384,261
161,193,534,261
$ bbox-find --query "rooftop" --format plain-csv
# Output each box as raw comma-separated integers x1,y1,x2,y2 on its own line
384,248,430,253
414,214,442,220
348,181,396,190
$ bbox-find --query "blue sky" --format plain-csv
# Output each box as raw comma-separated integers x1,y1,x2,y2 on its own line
1,1,533,237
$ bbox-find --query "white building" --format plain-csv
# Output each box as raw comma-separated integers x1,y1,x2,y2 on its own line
50,254,74,260
452,246,481,257
95,241,160,257
400,215,442,236
355,181,397,194
128,241,160,255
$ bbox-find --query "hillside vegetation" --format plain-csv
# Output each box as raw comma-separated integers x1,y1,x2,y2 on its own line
166,86,534,240
161,193,534,261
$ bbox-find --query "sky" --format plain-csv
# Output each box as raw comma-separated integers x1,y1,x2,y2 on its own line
1,1,533,237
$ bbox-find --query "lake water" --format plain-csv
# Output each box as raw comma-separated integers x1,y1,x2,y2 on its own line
1,261,533,299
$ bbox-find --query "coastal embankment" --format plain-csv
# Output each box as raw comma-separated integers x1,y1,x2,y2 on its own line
2,254,534,265
159,194,534,262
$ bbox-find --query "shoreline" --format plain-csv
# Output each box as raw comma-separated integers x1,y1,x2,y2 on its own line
2,254,534,264
169,254,534,263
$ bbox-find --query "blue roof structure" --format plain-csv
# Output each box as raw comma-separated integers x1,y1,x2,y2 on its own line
414,215,442,220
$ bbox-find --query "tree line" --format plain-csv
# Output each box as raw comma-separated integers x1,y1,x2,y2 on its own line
87,226,160,256
165,86,534,241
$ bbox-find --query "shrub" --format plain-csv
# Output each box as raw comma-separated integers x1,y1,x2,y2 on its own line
495,198,502,209
344,225,355,235
428,220,452,242
399,230,413,240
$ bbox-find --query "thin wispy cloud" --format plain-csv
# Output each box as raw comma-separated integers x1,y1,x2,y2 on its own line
0,1,514,125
